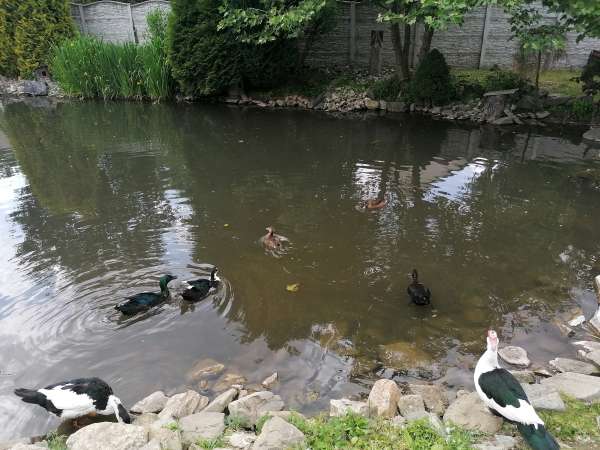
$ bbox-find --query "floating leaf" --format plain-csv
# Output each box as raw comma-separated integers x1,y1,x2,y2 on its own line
223,223,229,227
286,283,300,292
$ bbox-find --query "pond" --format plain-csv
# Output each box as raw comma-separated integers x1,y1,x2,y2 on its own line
0,98,599,440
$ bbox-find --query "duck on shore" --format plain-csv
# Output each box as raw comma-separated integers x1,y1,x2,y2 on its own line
475,330,559,450
407,269,431,305
115,274,177,315
15,377,130,427
181,267,221,302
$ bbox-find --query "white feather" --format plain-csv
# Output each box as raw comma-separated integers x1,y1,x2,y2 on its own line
39,385,96,419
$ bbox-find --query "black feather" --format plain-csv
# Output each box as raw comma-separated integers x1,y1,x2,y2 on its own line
517,423,560,450
407,269,431,305
478,368,528,408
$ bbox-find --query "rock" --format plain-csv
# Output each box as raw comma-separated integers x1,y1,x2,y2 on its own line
543,94,573,108
66,423,148,450
379,100,387,111
203,388,238,413
187,359,225,381
409,103,415,113
147,427,181,450
549,357,600,375
583,127,600,145
484,89,519,97
228,391,284,426
139,441,160,450
158,390,209,419
426,413,446,436
535,111,550,119
541,372,600,401
387,101,408,113
214,373,247,392
0,439,29,450
397,395,428,421
133,413,159,427
514,94,541,112
267,411,305,422
492,116,514,125
179,412,225,446
521,384,565,411
329,398,368,417
533,368,552,378
261,373,278,389
252,417,305,450
482,90,517,122
228,431,256,449
499,346,530,367
131,391,168,414
17,81,48,97
568,314,586,327
585,350,600,367
368,379,401,418
365,99,379,110
443,392,503,433
8,445,47,450
575,341,600,353
474,435,518,450
509,370,535,384
431,106,441,114
408,384,448,415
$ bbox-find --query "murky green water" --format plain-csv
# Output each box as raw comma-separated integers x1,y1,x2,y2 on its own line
0,98,599,439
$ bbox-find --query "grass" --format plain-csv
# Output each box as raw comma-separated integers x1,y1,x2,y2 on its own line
164,420,181,432
195,436,227,449
225,414,250,431
538,396,600,445
46,432,68,450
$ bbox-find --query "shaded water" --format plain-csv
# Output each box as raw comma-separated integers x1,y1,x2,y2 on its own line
0,98,599,439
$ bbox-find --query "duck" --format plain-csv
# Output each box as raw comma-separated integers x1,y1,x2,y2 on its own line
475,330,559,450
365,197,387,210
15,377,130,427
181,267,220,302
407,269,431,305
261,226,288,251
115,274,177,315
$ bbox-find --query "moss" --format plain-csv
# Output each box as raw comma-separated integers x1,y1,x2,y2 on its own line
538,396,600,444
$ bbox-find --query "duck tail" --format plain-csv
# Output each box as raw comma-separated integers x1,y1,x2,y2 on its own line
14,388,45,406
412,269,418,282
517,423,559,450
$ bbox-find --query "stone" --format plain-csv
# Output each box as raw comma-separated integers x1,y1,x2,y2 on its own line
473,435,518,450
251,417,305,450
0,439,29,450
186,359,225,381
18,81,48,97
133,413,159,427
586,350,600,367
66,423,148,450
8,445,47,450
261,373,278,389
214,373,247,392
158,390,209,419
543,94,573,107
568,315,586,327
267,411,305,422
179,412,226,446
431,106,441,114
443,392,503,433
139,441,160,450
549,357,600,375
514,94,541,112
147,427,181,450
365,99,379,110
203,388,238,413
228,431,256,449
533,368,553,378
583,127,600,145
426,413,446,436
329,399,368,417
368,379,401,418
387,101,408,113
541,372,600,401
535,111,551,119
492,116,515,125
509,370,535,384
483,89,519,97
521,384,565,411
397,395,428,421
499,346,530,367
408,384,449,415
575,341,600,353
379,100,387,111
131,391,168,414
228,391,284,426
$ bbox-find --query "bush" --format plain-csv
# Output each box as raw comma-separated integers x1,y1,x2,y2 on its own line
52,10,174,100
409,49,454,105
371,76,403,101
12,0,75,77
0,0,18,76
483,67,529,92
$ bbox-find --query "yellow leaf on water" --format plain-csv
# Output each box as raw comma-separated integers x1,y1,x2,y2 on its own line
223,223,229,227
286,283,300,292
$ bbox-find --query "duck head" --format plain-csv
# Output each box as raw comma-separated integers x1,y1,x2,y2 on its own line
486,329,499,353
265,226,275,237
210,266,219,282
159,274,177,291
108,395,131,424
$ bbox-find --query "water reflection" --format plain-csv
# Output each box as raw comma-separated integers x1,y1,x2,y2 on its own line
0,99,599,439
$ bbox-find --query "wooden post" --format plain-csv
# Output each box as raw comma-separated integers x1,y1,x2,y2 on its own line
127,3,138,43
478,5,491,69
77,4,88,35
349,2,356,64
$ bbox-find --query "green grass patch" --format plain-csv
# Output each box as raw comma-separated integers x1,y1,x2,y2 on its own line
537,70,582,97
538,396,600,444
164,420,181,432
46,432,68,450
195,436,227,449
225,413,250,431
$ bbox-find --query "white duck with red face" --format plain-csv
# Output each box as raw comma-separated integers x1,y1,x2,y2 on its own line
474,330,559,450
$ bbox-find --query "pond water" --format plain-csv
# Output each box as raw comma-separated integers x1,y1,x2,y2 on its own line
0,98,599,439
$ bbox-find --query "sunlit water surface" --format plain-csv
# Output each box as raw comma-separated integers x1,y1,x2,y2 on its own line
0,98,599,439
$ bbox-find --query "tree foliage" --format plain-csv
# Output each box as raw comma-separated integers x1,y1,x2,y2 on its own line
409,48,454,105
0,0,19,76
540,0,600,40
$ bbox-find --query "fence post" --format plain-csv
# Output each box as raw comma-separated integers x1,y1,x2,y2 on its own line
349,2,356,64
77,4,88,35
127,3,138,43
478,5,491,69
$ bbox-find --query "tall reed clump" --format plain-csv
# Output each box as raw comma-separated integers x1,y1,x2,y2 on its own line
51,10,174,100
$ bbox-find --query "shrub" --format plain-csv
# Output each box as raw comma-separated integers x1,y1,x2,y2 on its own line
580,51,600,96
0,0,18,76
13,0,75,77
484,67,529,92
409,49,454,105
371,76,403,101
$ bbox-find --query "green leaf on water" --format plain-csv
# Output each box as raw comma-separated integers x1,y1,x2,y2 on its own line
286,283,300,292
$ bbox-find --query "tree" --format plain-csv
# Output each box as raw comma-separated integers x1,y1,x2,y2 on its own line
540,0,600,39
0,0,19,76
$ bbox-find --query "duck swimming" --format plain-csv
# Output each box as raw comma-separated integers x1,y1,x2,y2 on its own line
261,226,289,251
365,197,387,210
115,274,177,315
182,267,220,302
407,269,431,305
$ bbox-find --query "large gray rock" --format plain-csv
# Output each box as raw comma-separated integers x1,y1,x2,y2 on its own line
186,359,225,381
228,391,284,426
397,395,428,421
522,384,565,411
179,412,225,446
367,379,401,418
585,350,600,367
158,390,208,419
443,392,503,433
228,431,256,449
131,391,168,414
1,439,29,450
510,370,535,384
134,413,159,428
408,384,449,415
203,388,238,413
474,435,518,450
583,127,600,144
499,346,530,367
541,372,600,401
575,341,600,353
66,423,148,450
329,399,368,417
251,417,305,450
8,445,47,450
549,357,600,375
18,81,48,97
139,441,160,450
147,427,181,450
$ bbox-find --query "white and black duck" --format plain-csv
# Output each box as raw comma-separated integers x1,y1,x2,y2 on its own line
181,267,220,302
407,269,431,305
115,274,177,315
475,330,559,450
15,377,130,425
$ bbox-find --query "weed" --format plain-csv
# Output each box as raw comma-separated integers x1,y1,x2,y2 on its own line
539,396,600,444
226,414,250,431
195,436,227,449
46,432,68,450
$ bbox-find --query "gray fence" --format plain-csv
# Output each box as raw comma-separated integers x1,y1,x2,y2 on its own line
71,0,599,69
